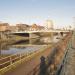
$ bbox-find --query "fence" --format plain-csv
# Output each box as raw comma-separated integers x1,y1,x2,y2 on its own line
0,46,49,75
49,32,72,75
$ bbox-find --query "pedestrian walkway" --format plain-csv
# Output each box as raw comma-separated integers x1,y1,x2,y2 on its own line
60,31,75,75
3,46,52,75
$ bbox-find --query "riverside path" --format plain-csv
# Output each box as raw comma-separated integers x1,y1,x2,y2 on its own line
60,31,75,75
3,45,53,75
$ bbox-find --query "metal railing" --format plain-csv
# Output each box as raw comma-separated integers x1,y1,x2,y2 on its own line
49,33,72,75
57,33,73,75
0,46,49,75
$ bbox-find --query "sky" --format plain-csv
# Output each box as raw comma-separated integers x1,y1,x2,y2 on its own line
0,0,75,28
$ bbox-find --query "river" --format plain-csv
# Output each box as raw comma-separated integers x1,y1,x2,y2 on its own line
0,34,65,57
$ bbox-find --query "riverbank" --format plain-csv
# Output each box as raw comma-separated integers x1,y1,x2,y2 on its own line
0,35,30,44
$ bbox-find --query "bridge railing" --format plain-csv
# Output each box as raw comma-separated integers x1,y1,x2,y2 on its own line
11,29,70,33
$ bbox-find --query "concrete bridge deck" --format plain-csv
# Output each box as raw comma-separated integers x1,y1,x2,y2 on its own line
11,30,70,34
10,30,70,38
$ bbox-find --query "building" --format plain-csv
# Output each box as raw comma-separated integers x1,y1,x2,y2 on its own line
29,24,38,31
8,26,19,32
45,20,54,30
0,23,10,39
37,25,45,30
16,24,29,31
0,23,9,32
29,24,44,31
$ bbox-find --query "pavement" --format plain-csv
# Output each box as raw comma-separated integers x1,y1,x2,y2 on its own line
4,45,52,75
60,31,75,75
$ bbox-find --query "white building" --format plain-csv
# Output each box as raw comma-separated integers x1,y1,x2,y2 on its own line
45,20,53,30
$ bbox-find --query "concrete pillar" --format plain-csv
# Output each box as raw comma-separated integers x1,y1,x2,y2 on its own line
29,33,32,39
29,33,39,39
50,32,54,40
60,32,63,36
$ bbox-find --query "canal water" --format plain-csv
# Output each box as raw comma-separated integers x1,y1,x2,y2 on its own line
0,34,65,57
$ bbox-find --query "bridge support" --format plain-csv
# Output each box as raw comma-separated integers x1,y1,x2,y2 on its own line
50,32,54,40
29,33,40,39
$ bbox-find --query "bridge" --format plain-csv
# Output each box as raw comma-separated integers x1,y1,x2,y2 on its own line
11,30,70,33
0,32,72,75
10,30,70,38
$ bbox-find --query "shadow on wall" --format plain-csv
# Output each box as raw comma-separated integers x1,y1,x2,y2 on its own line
39,56,49,75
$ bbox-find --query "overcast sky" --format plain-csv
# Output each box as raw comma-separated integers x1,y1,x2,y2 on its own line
0,0,75,28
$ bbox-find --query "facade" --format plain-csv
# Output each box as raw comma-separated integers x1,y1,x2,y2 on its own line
0,23,10,39
29,24,38,31
16,24,29,31
37,25,45,30
29,24,44,31
45,20,54,30
8,26,18,32
0,23,9,32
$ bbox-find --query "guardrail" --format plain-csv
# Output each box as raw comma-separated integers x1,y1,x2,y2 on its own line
0,52,30,69
53,45,70,75
0,45,49,75
56,34,72,75
49,32,72,75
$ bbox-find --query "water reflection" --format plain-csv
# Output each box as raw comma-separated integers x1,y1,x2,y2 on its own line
13,36,59,45
0,35,60,56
